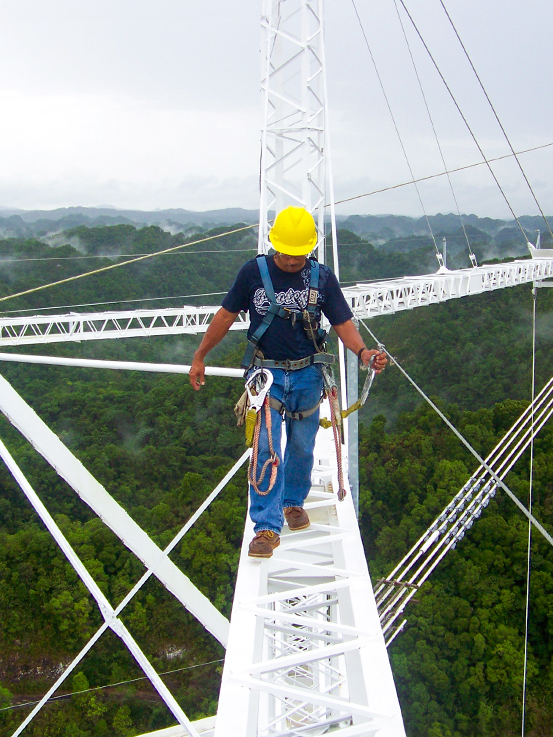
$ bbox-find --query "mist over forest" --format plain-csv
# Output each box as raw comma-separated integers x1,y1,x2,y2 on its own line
1,207,551,266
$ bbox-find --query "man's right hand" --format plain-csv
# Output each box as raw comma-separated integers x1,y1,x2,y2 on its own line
189,357,205,391
187,308,239,391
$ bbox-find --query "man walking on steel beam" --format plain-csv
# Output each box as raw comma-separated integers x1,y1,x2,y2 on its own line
189,207,386,558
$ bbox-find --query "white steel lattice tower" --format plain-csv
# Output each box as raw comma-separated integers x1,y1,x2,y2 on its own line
258,0,336,263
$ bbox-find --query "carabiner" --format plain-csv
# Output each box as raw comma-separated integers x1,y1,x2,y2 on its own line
245,368,274,412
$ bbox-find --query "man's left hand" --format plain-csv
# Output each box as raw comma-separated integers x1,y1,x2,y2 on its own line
361,348,387,373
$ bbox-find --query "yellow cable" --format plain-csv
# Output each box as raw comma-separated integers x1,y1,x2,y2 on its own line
0,223,258,305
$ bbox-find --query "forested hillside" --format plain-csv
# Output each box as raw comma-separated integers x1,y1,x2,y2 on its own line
0,223,552,737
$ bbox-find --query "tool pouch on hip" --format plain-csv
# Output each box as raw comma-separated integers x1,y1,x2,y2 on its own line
234,389,249,427
234,392,248,427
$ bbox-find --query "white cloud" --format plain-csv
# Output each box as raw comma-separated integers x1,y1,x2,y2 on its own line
0,90,260,209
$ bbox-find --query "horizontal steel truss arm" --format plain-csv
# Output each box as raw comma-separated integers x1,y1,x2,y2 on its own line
0,306,249,347
0,352,244,377
345,257,553,320
376,373,553,645
0,372,230,647
1,259,552,347
0,440,201,737
215,400,406,737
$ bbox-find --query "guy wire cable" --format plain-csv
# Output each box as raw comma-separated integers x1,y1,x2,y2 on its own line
0,247,257,264
392,0,477,266
2,140,551,309
396,0,531,245
438,0,553,242
359,317,553,549
521,285,537,735
350,0,443,266
0,290,230,316
5,142,549,267
333,141,553,207
0,659,225,713
2,139,551,279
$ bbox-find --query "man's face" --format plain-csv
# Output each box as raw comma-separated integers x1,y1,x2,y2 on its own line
274,252,307,273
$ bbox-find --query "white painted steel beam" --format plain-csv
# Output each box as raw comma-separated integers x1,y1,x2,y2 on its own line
345,257,553,321
0,439,200,737
0,373,230,647
0,352,243,377
214,399,406,737
1,258,552,347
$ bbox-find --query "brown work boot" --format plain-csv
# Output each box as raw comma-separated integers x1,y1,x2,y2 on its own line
284,506,310,531
248,530,280,558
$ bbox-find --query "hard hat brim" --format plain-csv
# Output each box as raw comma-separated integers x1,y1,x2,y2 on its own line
269,231,317,256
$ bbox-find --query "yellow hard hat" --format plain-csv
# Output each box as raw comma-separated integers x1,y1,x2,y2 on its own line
269,206,318,256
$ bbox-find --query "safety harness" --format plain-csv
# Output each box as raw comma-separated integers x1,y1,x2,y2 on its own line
239,255,381,501
241,255,329,370
240,255,342,496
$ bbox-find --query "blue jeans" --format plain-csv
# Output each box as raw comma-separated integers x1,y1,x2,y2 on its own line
248,364,324,534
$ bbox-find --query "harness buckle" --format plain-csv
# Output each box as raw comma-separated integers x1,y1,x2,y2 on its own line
282,308,297,326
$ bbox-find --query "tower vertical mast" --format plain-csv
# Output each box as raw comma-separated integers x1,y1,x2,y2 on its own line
258,0,347,424
259,0,328,263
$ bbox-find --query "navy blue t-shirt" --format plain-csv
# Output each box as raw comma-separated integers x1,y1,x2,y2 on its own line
222,255,353,360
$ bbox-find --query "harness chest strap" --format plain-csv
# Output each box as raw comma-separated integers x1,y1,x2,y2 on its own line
256,255,319,319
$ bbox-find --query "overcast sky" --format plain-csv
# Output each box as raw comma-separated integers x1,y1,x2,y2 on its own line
0,0,551,218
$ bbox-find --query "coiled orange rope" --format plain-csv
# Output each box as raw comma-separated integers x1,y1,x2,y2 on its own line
248,396,279,496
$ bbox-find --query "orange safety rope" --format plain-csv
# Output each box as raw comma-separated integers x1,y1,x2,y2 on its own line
248,396,279,496
328,386,346,501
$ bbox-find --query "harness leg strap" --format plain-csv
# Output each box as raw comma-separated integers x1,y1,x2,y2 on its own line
269,396,323,421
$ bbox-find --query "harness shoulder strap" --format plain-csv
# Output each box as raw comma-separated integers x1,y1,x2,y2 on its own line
249,256,287,346
257,255,276,303
307,258,320,314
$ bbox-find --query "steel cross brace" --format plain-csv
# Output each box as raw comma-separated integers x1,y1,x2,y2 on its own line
0,438,201,737
0,372,230,647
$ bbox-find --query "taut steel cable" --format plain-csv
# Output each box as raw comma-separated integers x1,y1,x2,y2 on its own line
438,0,553,241
350,0,443,264
0,223,258,305
333,141,553,207
396,0,530,244
521,287,537,734
360,318,553,549
392,0,477,265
